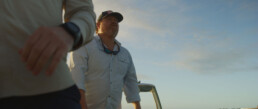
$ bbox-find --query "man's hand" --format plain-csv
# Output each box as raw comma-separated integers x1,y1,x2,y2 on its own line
79,89,88,109
19,26,74,76
132,101,141,109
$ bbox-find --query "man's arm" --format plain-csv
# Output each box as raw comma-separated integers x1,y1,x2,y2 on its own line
69,47,89,109
19,0,95,76
64,0,96,46
132,101,141,109
20,26,74,76
79,89,88,109
123,51,141,107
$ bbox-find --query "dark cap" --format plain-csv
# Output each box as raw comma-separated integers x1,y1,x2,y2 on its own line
97,10,123,23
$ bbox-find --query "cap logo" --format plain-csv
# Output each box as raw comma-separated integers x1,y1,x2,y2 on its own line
106,10,112,14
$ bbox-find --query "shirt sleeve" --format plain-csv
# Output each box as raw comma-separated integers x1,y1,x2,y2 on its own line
69,46,88,91
64,0,96,46
123,53,141,103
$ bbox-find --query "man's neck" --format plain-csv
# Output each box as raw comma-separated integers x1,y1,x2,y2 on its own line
98,34,116,50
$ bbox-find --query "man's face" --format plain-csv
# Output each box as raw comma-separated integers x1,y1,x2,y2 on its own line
98,15,119,37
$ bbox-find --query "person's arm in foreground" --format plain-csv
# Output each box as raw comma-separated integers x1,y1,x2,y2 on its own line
19,0,95,76
19,26,73,76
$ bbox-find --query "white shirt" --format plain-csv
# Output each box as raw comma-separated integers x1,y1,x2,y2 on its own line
0,0,95,98
69,36,140,109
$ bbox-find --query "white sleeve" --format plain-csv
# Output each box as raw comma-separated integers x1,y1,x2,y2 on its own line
123,53,141,103
64,0,96,46
69,46,88,91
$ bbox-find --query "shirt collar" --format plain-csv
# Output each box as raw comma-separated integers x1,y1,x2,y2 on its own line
95,35,121,51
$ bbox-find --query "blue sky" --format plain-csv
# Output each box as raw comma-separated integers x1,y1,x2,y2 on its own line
90,0,258,109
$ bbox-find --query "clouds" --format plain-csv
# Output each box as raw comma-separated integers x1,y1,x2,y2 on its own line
93,0,191,52
175,47,258,74
137,73,153,80
149,28,258,74
169,30,258,74
92,1,258,109
93,0,184,36
93,0,258,75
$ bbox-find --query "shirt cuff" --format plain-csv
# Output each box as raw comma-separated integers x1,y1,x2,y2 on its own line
126,96,141,103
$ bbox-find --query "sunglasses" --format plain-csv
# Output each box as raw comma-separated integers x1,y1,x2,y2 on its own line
101,39,120,55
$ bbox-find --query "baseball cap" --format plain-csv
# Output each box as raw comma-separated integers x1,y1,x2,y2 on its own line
97,10,123,23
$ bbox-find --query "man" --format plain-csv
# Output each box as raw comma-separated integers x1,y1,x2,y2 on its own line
69,10,141,109
0,0,95,109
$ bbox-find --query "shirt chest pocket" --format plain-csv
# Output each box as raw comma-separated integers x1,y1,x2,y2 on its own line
116,57,130,76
